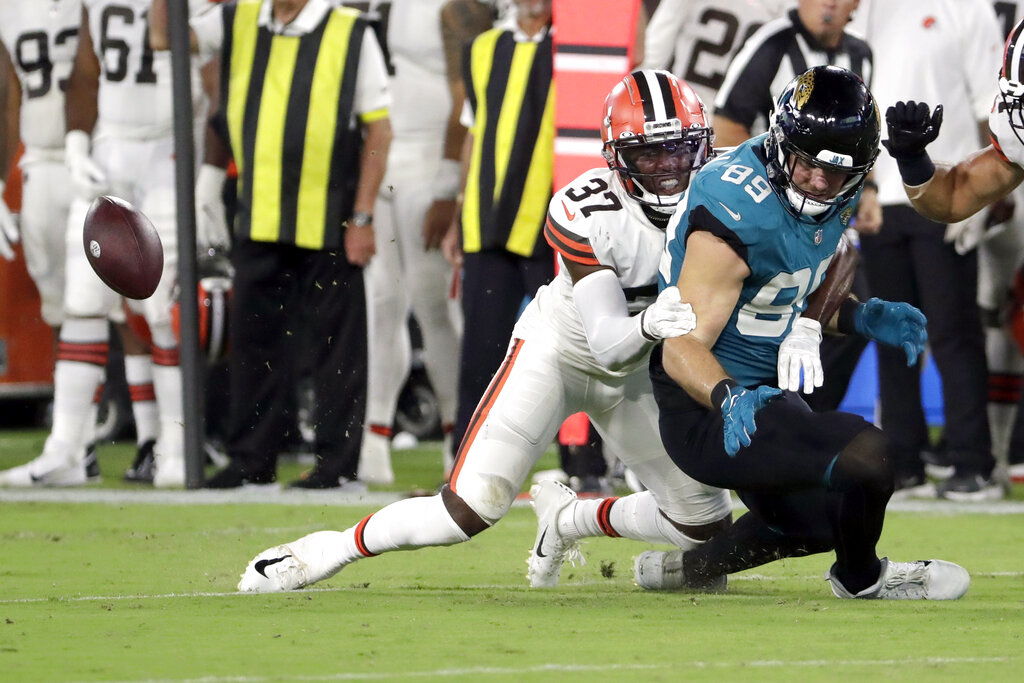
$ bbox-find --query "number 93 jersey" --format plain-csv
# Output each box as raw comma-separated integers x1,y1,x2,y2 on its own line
659,135,857,387
85,0,210,138
0,0,80,152
529,167,665,377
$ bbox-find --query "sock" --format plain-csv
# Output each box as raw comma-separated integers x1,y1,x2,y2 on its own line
51,318,109,448
296,495,471,584
563,491,701,548
124,354,158,446
986,325,1024,468
151,345,183,462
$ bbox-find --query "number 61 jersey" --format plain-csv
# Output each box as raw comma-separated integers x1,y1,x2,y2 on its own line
84,0,210,139
525,166,666,377
659,135,857,387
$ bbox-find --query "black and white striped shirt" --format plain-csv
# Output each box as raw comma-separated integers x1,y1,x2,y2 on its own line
714,8,873,136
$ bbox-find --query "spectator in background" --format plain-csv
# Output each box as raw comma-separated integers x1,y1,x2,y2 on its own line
355,0,465,486
150,0,393,489
641,0,790,120
441,0,557,466
850,0,1004,500
712,0,879,411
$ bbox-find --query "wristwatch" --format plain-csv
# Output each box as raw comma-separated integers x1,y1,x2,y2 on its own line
351,211,373,228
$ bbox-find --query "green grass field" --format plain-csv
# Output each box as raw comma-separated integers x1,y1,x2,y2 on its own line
1,429,1023,682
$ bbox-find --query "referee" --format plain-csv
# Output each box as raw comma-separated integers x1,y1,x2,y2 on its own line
443,0,556,457
151,0,393,489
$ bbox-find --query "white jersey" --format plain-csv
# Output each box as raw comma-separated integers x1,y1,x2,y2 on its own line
85,0,209,139
520,167,665,377
991,95,1024,167
0,0,80,152
641,0,791,111
383,0,449,140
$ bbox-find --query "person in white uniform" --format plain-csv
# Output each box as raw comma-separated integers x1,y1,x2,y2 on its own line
233,71,743,593
0,0,165,487
358,0,462,485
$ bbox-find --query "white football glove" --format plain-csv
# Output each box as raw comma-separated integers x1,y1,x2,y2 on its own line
640,286,696,340
0,180,19,261
195,164,230,250
777,317,824,394
65,130,109,200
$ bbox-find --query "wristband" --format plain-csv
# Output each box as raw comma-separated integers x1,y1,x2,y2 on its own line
892,151,936,187
710,378,739,409
351,211,373,228
836,298,862,335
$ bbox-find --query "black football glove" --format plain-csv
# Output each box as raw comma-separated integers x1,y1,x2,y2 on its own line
882,101,943,160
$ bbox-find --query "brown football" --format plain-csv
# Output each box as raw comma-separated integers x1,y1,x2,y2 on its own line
83,196,164,300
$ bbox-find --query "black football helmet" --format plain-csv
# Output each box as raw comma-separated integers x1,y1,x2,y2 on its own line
765,65,880,220
999,18,1024,146
171,251,233,363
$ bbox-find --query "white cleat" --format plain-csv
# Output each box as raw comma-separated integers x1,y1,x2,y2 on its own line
357,431,395,485
238,545,310,593
0,446,87,487
826,557,970,600
152,432,186,488
527,480,585,587
633,549,727,592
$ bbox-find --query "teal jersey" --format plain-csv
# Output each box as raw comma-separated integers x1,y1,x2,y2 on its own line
659,135,858,386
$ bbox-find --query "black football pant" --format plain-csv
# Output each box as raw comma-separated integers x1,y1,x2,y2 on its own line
227,238,367,480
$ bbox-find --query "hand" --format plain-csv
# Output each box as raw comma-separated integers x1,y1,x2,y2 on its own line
65,130,109,200
719,384,783,456
0,182,19,261
345,221,375,266
441,218,463,269
853,297,928,365
777,317,823,394
882,101,943,160
195,164,230,250
640,286,696,340
423,198,456,250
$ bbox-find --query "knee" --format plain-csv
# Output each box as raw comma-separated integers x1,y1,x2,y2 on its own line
831,428,894,497
441,484,491,537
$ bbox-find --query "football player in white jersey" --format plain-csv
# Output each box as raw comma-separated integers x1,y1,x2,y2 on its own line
883,15,1024,486
641,0,790,117
0,0,165,487
234,71,743,593
356,0,463,485
26,0,208,488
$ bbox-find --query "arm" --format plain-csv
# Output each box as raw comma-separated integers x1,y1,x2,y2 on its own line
424,1,493,250
0,41,19,260
345,116,392,267
640,0,685,70
709,113,752,148
150,0,200,52
568,260,695,372
662,230,750,407
885,100,1024,223
65,8,99,135
441,126,473,267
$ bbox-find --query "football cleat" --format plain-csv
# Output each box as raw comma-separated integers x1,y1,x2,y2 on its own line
84,445,102,482
123,439,156,483
527,480,586,587
357,431,395,485
633,549,727,592
0,443,88,488
826,557,970,600
238,545,310,593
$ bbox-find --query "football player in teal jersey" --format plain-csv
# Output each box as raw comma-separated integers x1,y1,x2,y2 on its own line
636,66,971,600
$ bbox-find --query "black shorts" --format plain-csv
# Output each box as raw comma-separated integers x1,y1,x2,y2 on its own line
650,346,874,537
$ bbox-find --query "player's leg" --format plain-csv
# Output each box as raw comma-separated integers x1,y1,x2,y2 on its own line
358,188,411,485
395,176,461,471
238,337,566,592
976,206,1024,489
134,141,185,487
528,371,732,587
0,197,116,486
18,156,71,331
117,311,159,482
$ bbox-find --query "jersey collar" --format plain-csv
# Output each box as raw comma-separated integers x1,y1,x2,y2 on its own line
258,0,332,36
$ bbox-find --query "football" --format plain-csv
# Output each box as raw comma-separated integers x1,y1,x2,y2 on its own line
83,196,164,300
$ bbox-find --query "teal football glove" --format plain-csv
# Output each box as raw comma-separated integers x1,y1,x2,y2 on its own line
854,297,928,366
717,383,783,457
